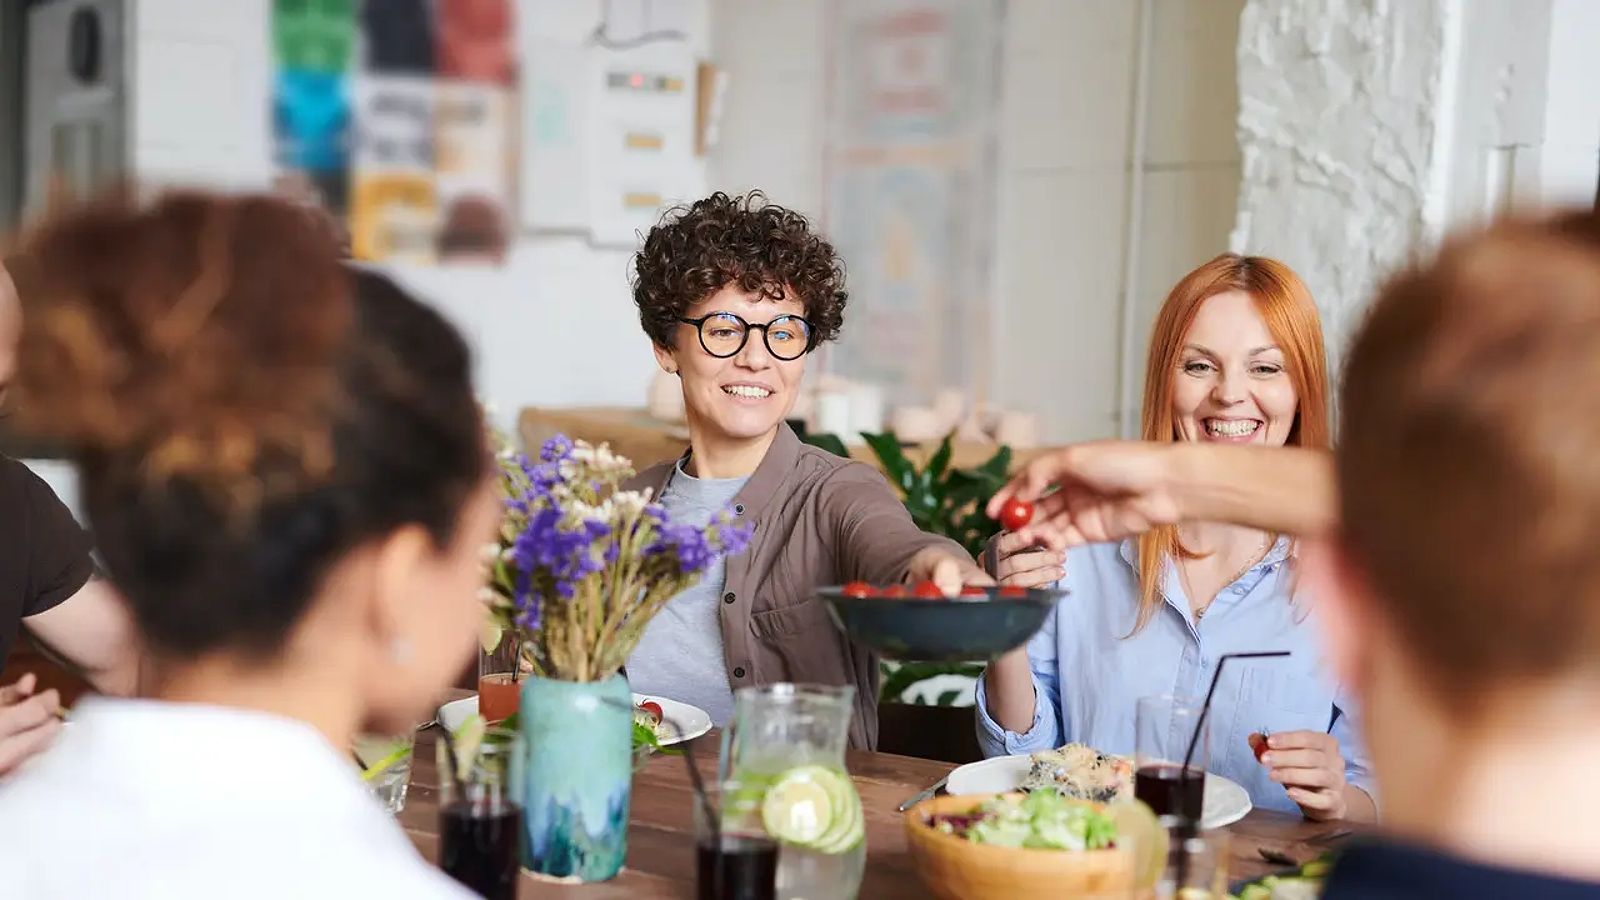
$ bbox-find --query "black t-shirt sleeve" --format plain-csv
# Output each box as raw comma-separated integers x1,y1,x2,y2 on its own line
18,462,95,618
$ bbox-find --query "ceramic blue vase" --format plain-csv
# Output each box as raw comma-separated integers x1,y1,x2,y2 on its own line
518,673,631,881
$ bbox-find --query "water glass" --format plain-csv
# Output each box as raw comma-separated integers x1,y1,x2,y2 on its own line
1134,694,1209,822
1155,816,1232,898
353,729,417,814
438,728,525,900
695,782,779,900
477,635,522,722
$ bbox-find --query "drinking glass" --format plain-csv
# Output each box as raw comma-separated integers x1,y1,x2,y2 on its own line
477,634,522,722
1155,816,1232,898
353,728,417,814
1134,694,1209,822
438,728,525,900
695,781,779,900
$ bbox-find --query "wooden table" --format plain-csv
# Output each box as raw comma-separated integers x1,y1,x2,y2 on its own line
400,702,1357,898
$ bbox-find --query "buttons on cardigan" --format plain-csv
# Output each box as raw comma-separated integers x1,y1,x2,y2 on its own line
723,592,736,605
733,666,746,678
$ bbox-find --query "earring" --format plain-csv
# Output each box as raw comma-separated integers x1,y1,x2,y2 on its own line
389,638,413,664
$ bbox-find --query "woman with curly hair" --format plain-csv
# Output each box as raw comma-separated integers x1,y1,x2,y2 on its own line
624,191,989,749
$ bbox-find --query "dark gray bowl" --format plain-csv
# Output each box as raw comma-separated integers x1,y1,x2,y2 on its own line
818,586,1065,662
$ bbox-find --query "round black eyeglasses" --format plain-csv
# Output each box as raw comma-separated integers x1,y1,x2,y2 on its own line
676,313,816,361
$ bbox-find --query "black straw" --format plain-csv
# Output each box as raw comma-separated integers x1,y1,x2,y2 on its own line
1178,651,1290,784
607,697,718,839
667,722,719,844
1171,651,1289,886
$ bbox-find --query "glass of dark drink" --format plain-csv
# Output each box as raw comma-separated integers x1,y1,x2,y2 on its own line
437,727,525,900
694,783,779,900
1134,694,1208,823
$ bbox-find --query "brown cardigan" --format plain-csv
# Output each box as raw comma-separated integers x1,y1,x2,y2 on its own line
623,425,967,750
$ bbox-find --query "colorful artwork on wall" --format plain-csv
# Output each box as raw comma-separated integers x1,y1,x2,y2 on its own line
272,0,515,265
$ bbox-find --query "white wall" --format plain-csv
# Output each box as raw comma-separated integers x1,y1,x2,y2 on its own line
708,0,1244,443
1231,0,1600,370
128,0,709,433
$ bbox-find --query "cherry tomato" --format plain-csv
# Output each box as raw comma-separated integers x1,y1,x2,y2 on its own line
997,585,1027,598
960,585,989,597
638,701,664,724
842,581,876,599
997,498,1035,532
1248,731,1270,762
912,580,945,599
880,584,909,598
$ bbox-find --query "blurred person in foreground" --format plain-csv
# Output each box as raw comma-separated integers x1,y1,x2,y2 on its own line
990,209,1600,897
625,191,989,748
975,254,1374,821
0,192,495,898
0,263,137,777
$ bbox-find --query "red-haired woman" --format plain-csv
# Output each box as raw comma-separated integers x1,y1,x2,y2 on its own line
975,254,1377,822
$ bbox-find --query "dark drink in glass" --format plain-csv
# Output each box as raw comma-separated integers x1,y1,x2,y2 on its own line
441,801,522,900
1134,763,1205,821
436,727,525,900
696,834,779,900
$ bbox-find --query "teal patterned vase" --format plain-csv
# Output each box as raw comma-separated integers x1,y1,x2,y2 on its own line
519,673,631,881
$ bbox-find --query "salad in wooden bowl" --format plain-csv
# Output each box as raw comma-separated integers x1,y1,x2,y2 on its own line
905,791,1166,900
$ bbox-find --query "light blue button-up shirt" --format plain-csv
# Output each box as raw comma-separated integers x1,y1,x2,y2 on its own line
974,538,1374,814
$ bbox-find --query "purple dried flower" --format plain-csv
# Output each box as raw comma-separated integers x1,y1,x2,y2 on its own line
540,435,574,463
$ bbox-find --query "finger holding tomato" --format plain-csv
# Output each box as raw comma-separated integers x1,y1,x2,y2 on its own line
1253,729,1361,821
984,530,1066,589
905,546,992,598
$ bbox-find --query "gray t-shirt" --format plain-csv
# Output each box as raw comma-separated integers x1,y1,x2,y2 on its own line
625,460,747,727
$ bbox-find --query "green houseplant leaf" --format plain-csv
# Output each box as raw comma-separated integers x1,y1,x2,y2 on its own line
802,432,851,459
861,432,917,495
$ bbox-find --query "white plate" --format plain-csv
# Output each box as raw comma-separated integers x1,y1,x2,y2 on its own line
945,755,1253,830
437,693,713,747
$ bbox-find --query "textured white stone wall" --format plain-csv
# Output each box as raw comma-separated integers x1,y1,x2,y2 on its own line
1229,0,1458,367
1231,0,1599,371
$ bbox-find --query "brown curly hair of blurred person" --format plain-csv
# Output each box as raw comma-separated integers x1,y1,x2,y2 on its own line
632,191,847,349
5,190,350,501
3,190,486,659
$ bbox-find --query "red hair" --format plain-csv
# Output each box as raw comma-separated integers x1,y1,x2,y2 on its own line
1132,254,1330,632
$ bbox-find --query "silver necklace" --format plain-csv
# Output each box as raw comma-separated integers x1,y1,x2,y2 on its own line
1181,534,1270,621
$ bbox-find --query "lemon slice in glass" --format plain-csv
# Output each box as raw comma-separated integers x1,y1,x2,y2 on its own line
1106,799,1167,889
760,765,836,846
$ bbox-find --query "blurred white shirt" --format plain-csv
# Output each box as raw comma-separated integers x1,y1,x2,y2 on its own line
0,697,472,900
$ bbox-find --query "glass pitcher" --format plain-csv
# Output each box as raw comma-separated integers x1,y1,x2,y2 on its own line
719,684,865,900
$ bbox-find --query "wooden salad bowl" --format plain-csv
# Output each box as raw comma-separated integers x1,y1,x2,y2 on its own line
904,793,1137,900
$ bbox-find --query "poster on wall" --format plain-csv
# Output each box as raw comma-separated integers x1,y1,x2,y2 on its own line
272,0,517,265
272,0,356,215
823,0,1004,406
585,38,698,247
518,0,700,247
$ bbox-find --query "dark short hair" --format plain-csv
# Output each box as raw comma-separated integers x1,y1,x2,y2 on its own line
9,192,486,658
632,191,847,349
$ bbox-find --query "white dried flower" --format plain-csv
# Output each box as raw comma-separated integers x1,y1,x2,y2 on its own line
612,489,649,517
